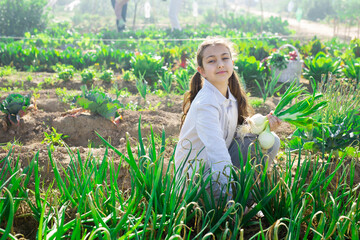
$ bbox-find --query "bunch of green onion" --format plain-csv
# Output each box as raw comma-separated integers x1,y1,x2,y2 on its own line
238,81,328,149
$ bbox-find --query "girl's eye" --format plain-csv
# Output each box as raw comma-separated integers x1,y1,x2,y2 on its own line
208,60,215,63
223,57,229,60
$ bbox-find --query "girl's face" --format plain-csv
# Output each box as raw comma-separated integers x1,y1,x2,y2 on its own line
198,44,234,88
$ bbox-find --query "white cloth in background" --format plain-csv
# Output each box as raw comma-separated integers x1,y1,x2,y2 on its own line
169,0,182,30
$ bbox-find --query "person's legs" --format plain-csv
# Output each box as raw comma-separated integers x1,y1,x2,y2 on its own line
121,3,128,22
228,133,280,210
169,0,182,30
228,133,280,168
228,134,256,168
117,3,127,31
113,0,128,31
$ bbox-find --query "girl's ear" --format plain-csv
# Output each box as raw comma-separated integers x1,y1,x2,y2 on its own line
197,66,206,78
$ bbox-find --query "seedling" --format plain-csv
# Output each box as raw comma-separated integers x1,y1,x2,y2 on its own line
42,127,69,152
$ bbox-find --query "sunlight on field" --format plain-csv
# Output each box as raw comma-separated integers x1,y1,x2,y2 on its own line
0,0,360,239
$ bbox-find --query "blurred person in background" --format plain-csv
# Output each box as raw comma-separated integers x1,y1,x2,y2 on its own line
111,0,129,31
169,0,182,30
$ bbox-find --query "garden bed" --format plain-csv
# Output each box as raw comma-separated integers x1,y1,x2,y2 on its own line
2,71,359,239
0,72,294,175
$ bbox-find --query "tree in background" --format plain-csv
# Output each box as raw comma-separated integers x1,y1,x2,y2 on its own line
296,0,334,21
333,0,360,38
0,0,49,37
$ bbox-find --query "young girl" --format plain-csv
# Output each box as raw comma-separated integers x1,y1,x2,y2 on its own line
174,37,281,199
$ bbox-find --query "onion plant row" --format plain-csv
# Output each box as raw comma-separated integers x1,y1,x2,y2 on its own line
1,119,359,239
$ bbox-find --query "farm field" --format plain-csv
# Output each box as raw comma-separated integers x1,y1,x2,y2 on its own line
1,51,359,239
0,70,295,180
0,71,304,237
1,1,360,239
0,71,298,239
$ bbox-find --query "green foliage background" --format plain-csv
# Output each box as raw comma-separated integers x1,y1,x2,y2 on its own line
0,0,49,37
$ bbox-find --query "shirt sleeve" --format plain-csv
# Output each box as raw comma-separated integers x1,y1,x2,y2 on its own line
195,103,232,190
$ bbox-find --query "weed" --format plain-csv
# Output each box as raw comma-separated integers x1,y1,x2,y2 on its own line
55,64,74,82
99,69,114,83
1,138,23,151
80,68,96,83
55,87,77,104
41,127,69,152
26,75,33,82
249,98,263,108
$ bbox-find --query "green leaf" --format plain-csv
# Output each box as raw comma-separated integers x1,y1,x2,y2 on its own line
75,87,123,120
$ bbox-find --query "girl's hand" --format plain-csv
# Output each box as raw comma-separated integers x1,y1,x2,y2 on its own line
267,112,281,131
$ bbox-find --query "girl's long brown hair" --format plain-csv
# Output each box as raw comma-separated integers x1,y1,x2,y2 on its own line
180,37,253,128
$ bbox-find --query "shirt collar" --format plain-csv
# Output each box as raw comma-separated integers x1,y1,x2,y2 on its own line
203,79,237,104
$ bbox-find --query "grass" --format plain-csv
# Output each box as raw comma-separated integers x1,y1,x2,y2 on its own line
1,118,359,239
249,98,264,108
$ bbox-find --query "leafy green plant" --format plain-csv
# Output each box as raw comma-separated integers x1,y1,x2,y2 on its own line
109,84,131,100
301,38,328,58
227,147,280,229
271,80,328,129
43,76,57,86
136,72,148,101
158,68,173,94
265,16,291,35
41,127,68,152
80,68,96,83
131,53,164,87
96,119,201,238
0,0,49,37
186,58,197,76
174,68,189,94
121,69,136,82
234,55,264,84
249,98,263,108
351,41,360,58
342,58,360,84
74,86,123,121
268,52,289,71
288,78,360,154
55,87,77,104
220,13,261,31
99,69,114,83
1,138,23,151
159,47,178,66
55,64,74,82
0,93,32,125
303,52,341,83
0,66,16,77
249,44,269,61
255,72,286,103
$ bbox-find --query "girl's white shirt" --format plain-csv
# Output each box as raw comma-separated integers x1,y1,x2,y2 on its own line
175,79,238,190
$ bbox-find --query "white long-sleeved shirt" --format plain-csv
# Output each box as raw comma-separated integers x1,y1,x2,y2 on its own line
174,79,238,193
